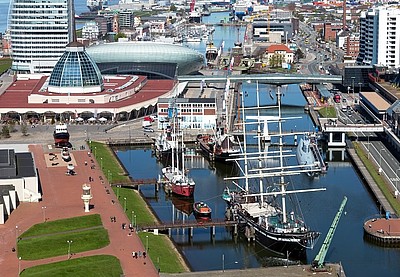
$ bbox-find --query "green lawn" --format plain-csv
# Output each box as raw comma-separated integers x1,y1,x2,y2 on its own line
20,255,123,277
90,141,189,273
21,214,102,238
17,215,109,260
318,106,336,118
0,58,12,75
138,232,187,273
353,142,400,215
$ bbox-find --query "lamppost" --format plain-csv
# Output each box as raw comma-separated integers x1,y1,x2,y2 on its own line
94,146,97,157
124,197,127,211
100,157,103,169
351,76,355,100
131,211,134,226
222,254,225,272
18,256,21,276
15,226,19,243
396,168,400,198
42,206,47,222
379,148,385,175
134,214,137,229
67,240,73,259
146,235,149,252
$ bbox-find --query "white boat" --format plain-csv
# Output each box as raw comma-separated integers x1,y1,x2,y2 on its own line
224,86,325,258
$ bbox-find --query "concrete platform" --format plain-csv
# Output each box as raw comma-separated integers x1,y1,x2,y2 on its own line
161,263,345,277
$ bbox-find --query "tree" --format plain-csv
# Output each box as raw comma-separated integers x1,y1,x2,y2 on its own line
114,32,127,41
21,124,28,136
170,4,177,12
2,125,10,138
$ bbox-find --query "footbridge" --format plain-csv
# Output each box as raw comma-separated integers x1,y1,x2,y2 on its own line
178,73,343,85
320,118,384,147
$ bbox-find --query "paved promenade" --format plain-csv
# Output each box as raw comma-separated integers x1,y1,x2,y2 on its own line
0,144,159,276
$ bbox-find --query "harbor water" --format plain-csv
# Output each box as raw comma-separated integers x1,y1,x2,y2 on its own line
116,85,400,276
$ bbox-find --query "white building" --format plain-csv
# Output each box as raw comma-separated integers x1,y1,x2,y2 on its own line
0,148,41,224
8,0,72,74
82,22,100,41
357,5,400,69
157,98,217,130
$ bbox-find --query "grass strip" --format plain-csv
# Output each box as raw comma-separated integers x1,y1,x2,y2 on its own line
0,58,12,75
90,141,189,273
20,255,122,277
20,214,102,238
18,228,109,260
318,106,336,118
353,142,400,215
138,232,187,274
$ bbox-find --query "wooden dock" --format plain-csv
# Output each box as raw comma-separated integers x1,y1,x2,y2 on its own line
139,219,238,238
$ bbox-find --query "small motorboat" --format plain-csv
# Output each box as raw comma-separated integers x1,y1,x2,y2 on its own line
193,201,212,218
222,187,232,203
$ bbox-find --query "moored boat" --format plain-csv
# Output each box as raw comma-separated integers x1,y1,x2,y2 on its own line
193,201,212,218
54,123,70,147
161,108,195,198
196,132,240,162
224,86,325,258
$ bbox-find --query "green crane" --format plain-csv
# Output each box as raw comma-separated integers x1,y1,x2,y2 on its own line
312,196,347,269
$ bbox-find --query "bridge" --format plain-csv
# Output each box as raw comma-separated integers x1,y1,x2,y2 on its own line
178,73,343,85
138,219,239,238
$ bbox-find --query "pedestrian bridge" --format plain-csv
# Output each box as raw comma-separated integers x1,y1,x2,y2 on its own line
322,124,384,133
178,73,343,85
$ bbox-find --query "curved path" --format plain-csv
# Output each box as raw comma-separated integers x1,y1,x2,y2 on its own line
0,145,158,277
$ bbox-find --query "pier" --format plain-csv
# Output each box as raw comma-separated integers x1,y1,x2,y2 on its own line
139,219,239,238
364,217,400,246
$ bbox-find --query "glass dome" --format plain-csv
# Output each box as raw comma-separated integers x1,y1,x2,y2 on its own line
48,42,103,93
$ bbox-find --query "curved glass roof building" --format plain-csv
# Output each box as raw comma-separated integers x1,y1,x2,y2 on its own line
48,41,104,94
86,42,205,79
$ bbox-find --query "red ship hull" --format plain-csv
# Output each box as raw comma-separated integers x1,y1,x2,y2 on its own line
171,184,195,197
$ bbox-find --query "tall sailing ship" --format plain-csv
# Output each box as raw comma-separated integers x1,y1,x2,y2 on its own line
161,109,195,198
224,86,325,258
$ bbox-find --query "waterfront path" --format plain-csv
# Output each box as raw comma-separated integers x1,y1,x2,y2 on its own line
161,263,345,277
347,147,395,215
0,145,158,277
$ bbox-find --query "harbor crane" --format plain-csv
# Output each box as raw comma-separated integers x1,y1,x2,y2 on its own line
312,196,347,271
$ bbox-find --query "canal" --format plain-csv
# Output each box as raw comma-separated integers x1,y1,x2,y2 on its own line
116,84,400,276
112,10,400,277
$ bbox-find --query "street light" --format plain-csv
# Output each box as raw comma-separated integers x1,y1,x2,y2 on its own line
100,157,103,169
15,226,19,243
351,76,355,100
131,211,134,226
94,146,97,157
67,240,73,259
42,206,47,222
396,168,400,198
146,235,149,252
18,256,21,276
124,197,127,211
134,215,137,229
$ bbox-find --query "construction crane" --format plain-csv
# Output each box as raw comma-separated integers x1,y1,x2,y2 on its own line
312,196,348,270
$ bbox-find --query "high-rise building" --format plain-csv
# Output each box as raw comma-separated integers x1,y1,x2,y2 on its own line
8,0,73,74
357,5,400,69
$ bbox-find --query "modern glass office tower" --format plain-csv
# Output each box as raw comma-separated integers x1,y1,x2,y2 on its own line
9,0,72,74
357,4,400,69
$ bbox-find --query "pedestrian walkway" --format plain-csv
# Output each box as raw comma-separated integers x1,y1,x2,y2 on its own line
0,145,158,277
